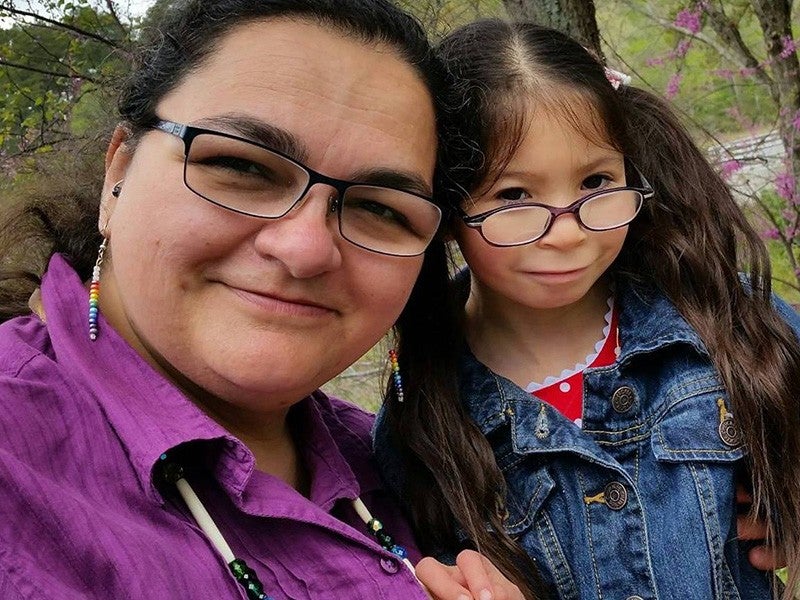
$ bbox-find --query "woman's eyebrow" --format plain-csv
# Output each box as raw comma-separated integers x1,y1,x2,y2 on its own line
193,113,309,162
192,114,432,196
349,168,433,197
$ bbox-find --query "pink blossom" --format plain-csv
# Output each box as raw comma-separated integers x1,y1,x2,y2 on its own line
762,228,781,240
674,8,702,34
780,36,797,59
776,171,798,203
672,39,693,58
665,73,683,99
720,159,741,180
713,68,735,81
792,109,800,132
646,56,666,67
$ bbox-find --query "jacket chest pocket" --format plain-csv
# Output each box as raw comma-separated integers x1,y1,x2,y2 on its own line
651,387,745,463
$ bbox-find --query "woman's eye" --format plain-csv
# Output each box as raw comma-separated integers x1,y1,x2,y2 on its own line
200,155,273,177
582,174,612,190
497,188,530,202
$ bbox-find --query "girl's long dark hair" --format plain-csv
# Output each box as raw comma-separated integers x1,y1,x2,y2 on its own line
387,18,800,598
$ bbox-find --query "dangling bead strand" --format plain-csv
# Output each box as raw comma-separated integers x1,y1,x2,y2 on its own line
159,454,274,600
88,238,107,341
352,498,415,574
388,349,404,403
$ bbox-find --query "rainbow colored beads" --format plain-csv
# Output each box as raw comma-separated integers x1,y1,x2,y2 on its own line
88,239,106,341
388,349,404,403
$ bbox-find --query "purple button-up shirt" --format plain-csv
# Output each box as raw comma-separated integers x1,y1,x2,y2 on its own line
0,255,428,600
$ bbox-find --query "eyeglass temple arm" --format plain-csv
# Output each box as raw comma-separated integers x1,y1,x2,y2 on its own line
154,120,188,139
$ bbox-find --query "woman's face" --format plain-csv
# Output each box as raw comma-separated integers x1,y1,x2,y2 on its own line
100,19,437,412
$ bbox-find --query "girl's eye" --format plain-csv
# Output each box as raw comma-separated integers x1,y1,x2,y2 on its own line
497,188,531,202
582,174,612,191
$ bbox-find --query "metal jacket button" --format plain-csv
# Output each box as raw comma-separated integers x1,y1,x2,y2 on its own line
604,481,628,510
719,415,743,446
611,386,636,413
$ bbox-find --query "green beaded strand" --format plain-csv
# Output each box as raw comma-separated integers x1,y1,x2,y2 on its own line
158,454,275,600
366,518,408,560
229,559,273,600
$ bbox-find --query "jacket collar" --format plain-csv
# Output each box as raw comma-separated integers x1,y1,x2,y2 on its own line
459,277,708,440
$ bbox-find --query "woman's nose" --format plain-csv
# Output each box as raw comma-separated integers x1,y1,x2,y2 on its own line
253,186,343,278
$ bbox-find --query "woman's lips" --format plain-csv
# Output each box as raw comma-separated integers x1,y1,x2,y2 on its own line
227,285,335,318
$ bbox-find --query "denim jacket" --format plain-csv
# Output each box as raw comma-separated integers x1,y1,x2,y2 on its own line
374,280,800,600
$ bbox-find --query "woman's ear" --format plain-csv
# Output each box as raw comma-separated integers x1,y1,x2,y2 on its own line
99,125,134,236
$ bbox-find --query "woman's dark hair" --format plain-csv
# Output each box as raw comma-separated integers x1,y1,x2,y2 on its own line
384,18,800,598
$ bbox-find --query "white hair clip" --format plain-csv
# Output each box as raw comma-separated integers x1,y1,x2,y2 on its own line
604,67,632,90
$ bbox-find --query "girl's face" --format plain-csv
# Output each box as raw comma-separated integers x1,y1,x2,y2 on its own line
455,107,629,314
99,19,438,413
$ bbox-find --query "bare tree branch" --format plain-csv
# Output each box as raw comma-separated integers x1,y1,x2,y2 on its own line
704,1,776,99
104,0,129,40
0,58,99,83
0,4,120,49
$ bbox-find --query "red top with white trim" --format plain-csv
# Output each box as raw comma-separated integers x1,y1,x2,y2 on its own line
526,300,619,427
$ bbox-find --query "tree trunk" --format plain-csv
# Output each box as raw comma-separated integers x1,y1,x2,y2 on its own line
751,0,800,177
501,0,602,58
751,0,800,287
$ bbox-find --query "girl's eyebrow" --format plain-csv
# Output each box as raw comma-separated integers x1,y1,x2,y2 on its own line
579,155,625,172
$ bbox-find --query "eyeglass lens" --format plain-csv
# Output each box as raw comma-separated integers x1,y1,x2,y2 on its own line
183,132,440,256
478,190,642,246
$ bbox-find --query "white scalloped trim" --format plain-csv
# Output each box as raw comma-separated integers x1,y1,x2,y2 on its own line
525,295,614,392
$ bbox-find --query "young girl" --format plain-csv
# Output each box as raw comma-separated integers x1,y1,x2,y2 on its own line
376,19,800,600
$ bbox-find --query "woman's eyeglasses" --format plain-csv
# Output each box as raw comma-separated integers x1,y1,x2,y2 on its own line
152,119,442,257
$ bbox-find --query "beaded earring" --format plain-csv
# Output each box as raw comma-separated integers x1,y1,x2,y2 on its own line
88,238,107,341
388,349,404,402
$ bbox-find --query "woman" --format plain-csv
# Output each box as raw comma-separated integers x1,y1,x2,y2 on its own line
0,2,521,599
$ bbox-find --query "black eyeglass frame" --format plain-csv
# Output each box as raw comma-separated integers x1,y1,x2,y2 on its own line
151,119,442,257
460,159,654,248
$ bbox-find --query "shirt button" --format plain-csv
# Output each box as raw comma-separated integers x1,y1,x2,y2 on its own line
611,386,636,413
604,481,628,510
380,557,399,574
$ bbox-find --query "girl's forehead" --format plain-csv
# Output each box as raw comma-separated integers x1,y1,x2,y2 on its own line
520,93,617,153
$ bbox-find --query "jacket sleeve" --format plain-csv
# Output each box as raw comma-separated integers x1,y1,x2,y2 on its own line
771,292,800,337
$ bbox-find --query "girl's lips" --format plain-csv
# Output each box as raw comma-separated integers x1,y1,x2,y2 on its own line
526,267,587,283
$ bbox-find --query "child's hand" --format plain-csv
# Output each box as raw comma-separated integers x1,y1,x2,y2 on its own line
736,483,786,570
416,549,525,600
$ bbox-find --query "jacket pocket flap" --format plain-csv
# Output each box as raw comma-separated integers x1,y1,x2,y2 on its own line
651,392,745,462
